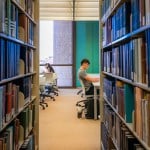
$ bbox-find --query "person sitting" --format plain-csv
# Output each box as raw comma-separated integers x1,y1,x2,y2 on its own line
78,58,99,95
43,63,58,95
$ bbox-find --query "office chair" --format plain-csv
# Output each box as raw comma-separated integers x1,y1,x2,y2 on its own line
39,88,48,110
44,73,59,96
76,79,95,119
77,89,84,98
79,79,94,99
39,75,55,109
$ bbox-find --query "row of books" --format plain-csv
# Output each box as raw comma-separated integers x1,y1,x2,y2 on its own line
0,77,32,130
102,0,150,45
102,106,145,150
15,0,34,18
102,2,131,45
20,134,35,150
0,0,37,148
131,0,150,30
0,0,34,44
103,79,134,123
0,39,20,80
101,0,119,20
20,45,34,75
103,34,150,86
0,38,34,81
102,0,150,149
0,105,35,150
103,77,150,146
16,77,32,101
101,122,116,150
18,13,34,44
145,29,150,89
134,87,150,145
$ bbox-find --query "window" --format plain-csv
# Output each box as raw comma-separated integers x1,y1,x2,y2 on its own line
40,20,74,87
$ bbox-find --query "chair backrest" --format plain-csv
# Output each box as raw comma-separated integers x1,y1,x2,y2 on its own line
44,73,54,83
53,73,57,80
39,75,46,85
79,79,93,98
79,79,86,95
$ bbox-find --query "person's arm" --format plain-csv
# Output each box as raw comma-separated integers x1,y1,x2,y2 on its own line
84,75,99,82
79,70,99,82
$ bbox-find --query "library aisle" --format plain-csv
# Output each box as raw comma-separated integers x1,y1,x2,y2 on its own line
39,89,100,150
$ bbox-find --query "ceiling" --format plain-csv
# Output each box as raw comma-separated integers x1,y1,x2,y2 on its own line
40,0,99,21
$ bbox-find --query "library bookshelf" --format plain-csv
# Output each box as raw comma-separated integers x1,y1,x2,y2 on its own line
0,0,39,149
100,0,150,149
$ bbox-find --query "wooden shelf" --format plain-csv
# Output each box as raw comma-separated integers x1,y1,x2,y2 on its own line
0,72,36,85
0,33,36,49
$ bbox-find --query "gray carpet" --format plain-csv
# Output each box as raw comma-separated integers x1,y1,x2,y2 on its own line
39,89,100,150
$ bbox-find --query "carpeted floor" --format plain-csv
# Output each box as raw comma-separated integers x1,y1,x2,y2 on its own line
39,89,100,150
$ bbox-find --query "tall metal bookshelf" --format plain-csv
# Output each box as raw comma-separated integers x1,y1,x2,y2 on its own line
0,0,39,149
100,0,150,149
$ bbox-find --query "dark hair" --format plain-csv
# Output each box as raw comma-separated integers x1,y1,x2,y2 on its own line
81,58,90,65
45,63,55,73
45,63,51,68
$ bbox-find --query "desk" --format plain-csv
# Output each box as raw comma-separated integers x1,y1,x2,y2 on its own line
88,73,100,78
92,81,100,120
89,73,100,120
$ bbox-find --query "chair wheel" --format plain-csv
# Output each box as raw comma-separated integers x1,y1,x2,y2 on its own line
41,106,45,109
77,112,82,118
53,98,55,101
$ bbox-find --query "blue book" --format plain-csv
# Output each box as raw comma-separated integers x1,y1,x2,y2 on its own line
131,0,140,31
116,9,119,39
7,41,11,78
119,45,123,77
10,41,14,77
0,39,1,81
124,2,131,35
129,41,134,81
119,5,123,37
126,43,130,79
16,44,20,75
122,44,126,78
0,39,5,80
146,29,150,87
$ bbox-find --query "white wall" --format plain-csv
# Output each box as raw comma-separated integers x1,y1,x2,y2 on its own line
40,20,53,64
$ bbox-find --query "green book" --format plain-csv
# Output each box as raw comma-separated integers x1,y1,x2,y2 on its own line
124,84,134,123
